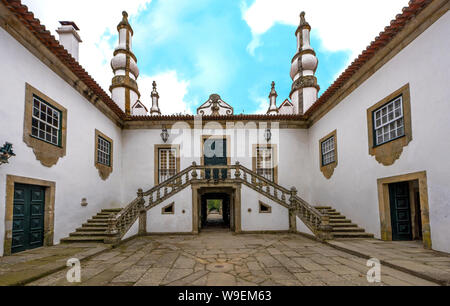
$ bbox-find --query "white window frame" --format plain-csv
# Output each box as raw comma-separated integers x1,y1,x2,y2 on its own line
31,95,61,146
373,96,405,146
159,148,177,183
256,147,274,182
97,136,111,166
321,136,335,166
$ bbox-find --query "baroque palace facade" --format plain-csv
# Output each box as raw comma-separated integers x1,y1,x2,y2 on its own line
0,0,449,256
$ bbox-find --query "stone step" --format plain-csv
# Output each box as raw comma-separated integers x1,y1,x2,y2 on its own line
70,231,107,237
329,215,346,219
83,222,108,227
77,226,108,231
97,212,115,216
330,223,358,228
328,212,341,216
332,227,365,232
330,218,351,223
92,215,110,220
61,236,107,243
87,219,109,224
101,208,122,213
333,232,374,238
315,206,332,210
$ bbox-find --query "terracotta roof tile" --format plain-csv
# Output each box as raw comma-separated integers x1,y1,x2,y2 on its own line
130,114,307,121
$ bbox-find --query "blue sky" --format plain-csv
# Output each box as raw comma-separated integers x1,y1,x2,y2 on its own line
22,0,409,115
129,0,351,114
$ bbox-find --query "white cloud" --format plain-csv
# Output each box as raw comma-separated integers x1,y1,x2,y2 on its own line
139,71,192,115
252,96,270,114
242,0,409,57
21,0,152,91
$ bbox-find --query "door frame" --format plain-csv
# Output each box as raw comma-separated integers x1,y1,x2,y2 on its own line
200,135,231,166
377,171,431,249
4,175,56,256
191,183,242,234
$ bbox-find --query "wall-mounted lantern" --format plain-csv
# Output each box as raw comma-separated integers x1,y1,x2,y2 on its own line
161,127,170,143
264,128,272,143
0,142,15,166
81,198,88,207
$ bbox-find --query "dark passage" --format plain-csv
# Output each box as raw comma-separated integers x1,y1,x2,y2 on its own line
201,193,230,230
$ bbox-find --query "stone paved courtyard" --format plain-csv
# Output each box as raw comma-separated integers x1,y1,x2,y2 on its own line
26,231,443,286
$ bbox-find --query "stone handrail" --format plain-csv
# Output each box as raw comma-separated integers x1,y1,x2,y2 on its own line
105,162,331,243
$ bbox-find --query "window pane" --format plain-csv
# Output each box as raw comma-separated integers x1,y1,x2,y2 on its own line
31,97,61,145
373,96,405,146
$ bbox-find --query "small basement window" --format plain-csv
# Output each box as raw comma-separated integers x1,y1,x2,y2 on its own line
259,201,272,213
162,202,175,214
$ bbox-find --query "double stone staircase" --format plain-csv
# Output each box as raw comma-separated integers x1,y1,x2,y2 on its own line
61,163,373,244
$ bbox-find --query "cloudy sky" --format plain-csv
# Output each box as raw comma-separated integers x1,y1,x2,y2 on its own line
22,0,409,115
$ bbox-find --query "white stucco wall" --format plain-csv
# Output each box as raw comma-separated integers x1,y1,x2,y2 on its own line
147,188,193,233
307,12,450,252
122,219,139,241
240,185,289,232
0,27,123,255
296,216,315,236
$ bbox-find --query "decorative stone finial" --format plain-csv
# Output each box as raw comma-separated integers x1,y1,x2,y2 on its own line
267,81,278,114
150,80,161,115
269,81,277,97
299,11,310,29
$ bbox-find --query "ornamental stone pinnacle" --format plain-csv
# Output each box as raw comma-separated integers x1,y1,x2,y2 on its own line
150,81,161,115
267,81,279,115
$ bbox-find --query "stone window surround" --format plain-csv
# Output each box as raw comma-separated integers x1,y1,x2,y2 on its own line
24,83,67,168
319,130,338,179
377,171,431,249
252,144,278,184
3,175,55,256
95,129,114,180
259,201,272,214
193,185,241,234
200,135,231,167
154,144,181,185
367,84,412,166
161,202,175,215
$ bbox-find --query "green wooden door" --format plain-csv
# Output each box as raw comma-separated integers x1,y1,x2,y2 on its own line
389,182,412,241
204,139,227,179
12,184,45,254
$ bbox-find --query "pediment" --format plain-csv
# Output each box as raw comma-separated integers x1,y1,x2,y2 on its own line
197,94,234,116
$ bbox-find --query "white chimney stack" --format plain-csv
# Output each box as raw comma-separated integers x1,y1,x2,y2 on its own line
56,21,82,61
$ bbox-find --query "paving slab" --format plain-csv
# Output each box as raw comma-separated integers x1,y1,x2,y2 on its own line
11,232,444,286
